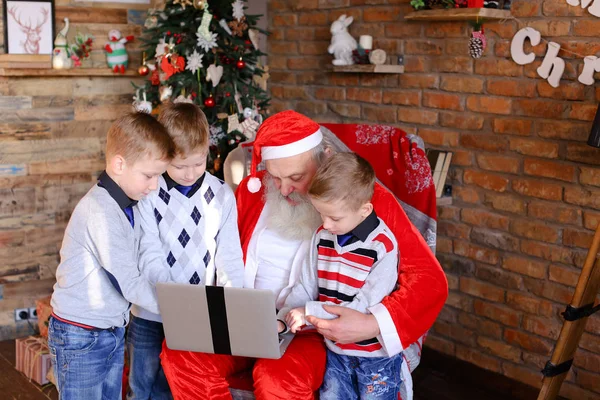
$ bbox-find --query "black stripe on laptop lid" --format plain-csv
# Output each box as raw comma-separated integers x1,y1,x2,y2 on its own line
206,286,232,355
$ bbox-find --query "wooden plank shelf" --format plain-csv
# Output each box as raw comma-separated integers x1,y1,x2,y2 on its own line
332,64,404,74
0,68,139,77
436,196,453,206
405,8,511,21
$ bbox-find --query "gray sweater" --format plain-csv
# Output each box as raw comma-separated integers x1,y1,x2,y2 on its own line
51,184,160,329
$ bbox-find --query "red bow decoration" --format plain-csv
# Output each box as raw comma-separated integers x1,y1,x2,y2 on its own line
160,54,185,79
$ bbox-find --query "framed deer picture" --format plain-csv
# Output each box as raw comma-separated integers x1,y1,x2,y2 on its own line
3,0,55,54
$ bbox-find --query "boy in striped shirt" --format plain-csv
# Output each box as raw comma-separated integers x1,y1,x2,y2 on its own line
277,152,402,400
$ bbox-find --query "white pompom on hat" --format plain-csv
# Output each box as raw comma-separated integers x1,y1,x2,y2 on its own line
246,110,323,193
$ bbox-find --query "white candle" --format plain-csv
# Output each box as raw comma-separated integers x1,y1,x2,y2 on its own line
359,35,373,50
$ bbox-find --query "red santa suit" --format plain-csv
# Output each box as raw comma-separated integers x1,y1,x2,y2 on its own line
160,111,448,400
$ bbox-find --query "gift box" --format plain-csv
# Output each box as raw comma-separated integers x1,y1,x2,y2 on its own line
35,295,53,338
15,336,53,385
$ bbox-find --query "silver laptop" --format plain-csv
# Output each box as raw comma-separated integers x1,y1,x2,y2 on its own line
156,282,294,359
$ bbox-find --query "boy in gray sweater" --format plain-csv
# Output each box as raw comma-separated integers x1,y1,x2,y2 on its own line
48,112,175,400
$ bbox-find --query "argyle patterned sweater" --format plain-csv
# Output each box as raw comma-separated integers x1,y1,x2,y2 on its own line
133,172,245,322
278,217,399,357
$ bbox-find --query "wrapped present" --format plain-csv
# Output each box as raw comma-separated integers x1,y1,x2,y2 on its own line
15,336,52,385
35,296,52,338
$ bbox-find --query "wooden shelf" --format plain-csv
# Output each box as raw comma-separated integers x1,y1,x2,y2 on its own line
405,8,511,21
332,64,404,74
437,196,453,206
0,68,139,77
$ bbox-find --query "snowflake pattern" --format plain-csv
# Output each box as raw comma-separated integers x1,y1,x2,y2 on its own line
185,49,203,73
355,124,396,145
232,0,245,21
404,146,433,194
209,125,225,146
196,31,218,52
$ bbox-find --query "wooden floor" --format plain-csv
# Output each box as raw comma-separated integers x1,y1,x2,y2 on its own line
0,339,544,400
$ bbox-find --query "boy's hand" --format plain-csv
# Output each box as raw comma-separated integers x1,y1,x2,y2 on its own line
285,307,306,333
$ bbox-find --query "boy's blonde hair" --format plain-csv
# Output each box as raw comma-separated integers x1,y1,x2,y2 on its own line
308,152,375,211
158,102,210,156
106,112,175,163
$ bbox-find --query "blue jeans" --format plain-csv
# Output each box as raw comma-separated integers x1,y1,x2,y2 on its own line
48,316,126,400
320,350,403,400
125,316,172,400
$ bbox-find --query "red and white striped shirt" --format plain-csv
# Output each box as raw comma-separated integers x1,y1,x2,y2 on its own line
279,212,399,357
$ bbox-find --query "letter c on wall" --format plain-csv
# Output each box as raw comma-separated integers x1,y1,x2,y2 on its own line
510,27,542,66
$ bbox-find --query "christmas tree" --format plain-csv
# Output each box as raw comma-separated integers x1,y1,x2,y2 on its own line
136,0,270,178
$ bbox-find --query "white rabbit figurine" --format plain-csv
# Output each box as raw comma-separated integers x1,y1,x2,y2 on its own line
328,15,357,66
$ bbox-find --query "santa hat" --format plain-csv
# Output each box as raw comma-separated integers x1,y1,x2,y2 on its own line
246,110,323,193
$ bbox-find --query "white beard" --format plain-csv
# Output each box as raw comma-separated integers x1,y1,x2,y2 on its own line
263,176,322,241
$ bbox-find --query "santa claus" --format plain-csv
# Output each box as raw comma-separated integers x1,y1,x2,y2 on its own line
160,111,448,399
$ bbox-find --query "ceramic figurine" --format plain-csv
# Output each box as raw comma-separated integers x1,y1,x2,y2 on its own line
52,18,72,69
327,15,357,66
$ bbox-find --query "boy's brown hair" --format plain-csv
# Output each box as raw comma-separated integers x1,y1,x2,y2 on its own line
308,152,376,211
158,102,210,156
106,112,175,163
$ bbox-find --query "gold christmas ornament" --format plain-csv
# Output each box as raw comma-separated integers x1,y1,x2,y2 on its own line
173,0,193,9
193,0,206,9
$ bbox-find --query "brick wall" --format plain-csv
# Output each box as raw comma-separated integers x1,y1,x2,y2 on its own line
0,1,148,340
267,0,600,398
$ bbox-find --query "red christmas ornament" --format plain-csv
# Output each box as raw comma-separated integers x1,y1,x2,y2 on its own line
138,64,150,76
150,69,160,86
236,57,246,69
225,92,231,97
204,95,216,108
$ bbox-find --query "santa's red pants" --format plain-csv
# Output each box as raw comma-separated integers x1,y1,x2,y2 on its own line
160,331,326,400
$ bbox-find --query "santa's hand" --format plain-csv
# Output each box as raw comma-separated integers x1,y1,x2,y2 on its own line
306,305,380,344
285,307,306,333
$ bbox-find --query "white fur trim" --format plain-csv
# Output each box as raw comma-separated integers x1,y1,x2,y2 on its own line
247,177,261,193
369,302,404,356
261,129,323,160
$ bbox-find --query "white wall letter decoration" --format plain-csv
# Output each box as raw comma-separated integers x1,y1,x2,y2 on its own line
590,1,600,16
566,0,600,17
578,56,600,85
537,42,565,88
510,27,541,66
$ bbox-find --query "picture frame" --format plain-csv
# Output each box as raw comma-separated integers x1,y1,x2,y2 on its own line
3,0,55,55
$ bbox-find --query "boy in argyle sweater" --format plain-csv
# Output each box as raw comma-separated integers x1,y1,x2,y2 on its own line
277,152,402,400
128,103,245,399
